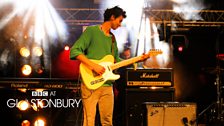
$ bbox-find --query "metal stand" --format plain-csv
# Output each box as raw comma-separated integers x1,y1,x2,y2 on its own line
194,28,224,125
211,28,224,123
193,66,223,125
209,27,224,124
209,62,223,124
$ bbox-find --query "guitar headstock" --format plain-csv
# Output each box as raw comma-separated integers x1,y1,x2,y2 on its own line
148,49,163,56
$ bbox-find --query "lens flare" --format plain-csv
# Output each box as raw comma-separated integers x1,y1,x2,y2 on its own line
64,45,70,51
20,47,30,57
34,118,45,126
33,47,43,57
21,120,31,126
0,0,68,71
17,100,30,111
21,64,32,76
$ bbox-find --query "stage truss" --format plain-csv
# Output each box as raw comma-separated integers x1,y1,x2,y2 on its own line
56,8,224,26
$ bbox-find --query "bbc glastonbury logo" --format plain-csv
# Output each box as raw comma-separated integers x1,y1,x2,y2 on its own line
32,91,49,96
7,90,82,108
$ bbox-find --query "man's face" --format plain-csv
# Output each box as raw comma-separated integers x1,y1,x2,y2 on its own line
111,15,124,30
123,49,131,59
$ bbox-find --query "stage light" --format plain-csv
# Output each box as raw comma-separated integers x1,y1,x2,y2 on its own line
178,46,184,52
21,120,31,126
36,68,44,74
18,88,27,93
20,47,30,58
17,100,30,111
35,89,44,92
31,100,44,111
150,87,157,89
34,118,45,126
24,35,28,39
33,47,43,57
0,0,68,77
170,35,188,56
34,64,44,74
0,0,68,41
64,45,70,51
21,64,32,76
173,42,185,54
31,103,38,111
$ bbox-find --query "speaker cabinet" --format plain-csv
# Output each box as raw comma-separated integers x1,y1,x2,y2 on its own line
144,102,197,126
125,88,175,126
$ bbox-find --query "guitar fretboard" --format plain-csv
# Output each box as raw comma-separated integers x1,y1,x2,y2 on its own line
110,56,142,70
110,49,162,70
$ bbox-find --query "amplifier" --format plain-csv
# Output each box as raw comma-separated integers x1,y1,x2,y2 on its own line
126,68,173,87
143,102,197,126
125,88,175,126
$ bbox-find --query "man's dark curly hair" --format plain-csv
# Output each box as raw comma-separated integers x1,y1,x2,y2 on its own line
103,6,126,22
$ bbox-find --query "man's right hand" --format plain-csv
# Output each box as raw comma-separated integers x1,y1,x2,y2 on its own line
92,63,105,75
76,54,105,75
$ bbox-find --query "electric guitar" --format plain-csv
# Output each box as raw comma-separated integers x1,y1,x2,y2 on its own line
80,49,163,90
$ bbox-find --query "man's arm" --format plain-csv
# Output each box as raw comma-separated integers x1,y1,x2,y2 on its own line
76,54,105,75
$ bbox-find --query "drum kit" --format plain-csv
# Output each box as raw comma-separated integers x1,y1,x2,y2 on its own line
212,54,224,122
199,53,224,125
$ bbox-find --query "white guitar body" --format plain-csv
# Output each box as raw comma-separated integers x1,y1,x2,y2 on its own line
80,49,162,90
80,55,120,90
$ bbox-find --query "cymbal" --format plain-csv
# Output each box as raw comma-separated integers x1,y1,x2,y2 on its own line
202,67,224,74
216,54,224,60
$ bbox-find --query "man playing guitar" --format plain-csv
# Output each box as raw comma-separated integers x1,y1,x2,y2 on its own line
70,6,150,126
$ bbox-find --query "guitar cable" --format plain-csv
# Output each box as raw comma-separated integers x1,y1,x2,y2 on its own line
77,73,81,95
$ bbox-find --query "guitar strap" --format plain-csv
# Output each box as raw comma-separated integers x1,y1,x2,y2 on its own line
110,32,116,62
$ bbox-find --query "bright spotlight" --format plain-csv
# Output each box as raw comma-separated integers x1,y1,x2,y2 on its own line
21,120,31,126
21,64,32,76
0,0,68,42
33,47,43,56
64,45,70,51
17,100,30,111
0,0,68,72
34,118,45,126
20,47,30,57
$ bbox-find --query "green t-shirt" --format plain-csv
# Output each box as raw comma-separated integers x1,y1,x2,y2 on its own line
70,25,121,86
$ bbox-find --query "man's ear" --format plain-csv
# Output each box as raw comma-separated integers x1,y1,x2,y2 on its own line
110,15,115,21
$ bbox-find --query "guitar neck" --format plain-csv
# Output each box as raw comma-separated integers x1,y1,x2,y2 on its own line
110,56,142,70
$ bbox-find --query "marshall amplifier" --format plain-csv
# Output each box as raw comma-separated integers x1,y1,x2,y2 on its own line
126,68,173,87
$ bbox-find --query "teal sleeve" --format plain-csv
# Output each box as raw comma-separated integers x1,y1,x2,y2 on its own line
70,27,92,60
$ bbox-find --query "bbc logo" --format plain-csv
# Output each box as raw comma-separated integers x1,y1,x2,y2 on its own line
32,91,48,96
